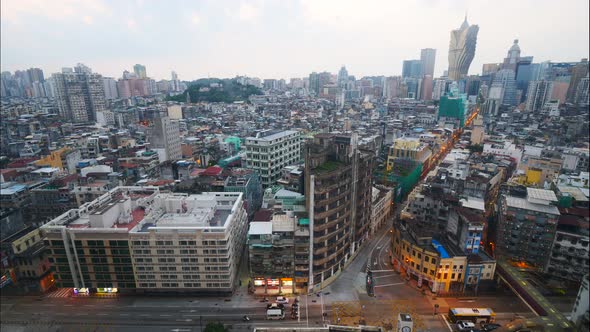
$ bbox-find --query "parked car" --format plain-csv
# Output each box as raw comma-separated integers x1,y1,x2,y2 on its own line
276,296,289,304
481,323,501,331
457,321,476,331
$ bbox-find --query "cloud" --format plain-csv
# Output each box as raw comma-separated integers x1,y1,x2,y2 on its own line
1,0,110,23
237,2,261,21
191,12,201,25
127,19,137,30
83,15,94,25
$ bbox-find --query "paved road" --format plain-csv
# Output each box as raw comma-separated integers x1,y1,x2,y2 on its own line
0,294,324,332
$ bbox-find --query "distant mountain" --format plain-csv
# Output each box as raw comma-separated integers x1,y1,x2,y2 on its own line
167,78,262,103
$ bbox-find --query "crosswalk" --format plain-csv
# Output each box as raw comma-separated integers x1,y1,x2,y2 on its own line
45,288,72,298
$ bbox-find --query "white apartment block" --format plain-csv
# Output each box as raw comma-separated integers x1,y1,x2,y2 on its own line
41,187,248,295
245,130,301,188
129,191,248,294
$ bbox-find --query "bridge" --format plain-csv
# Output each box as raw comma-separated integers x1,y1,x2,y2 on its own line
495,259,573,331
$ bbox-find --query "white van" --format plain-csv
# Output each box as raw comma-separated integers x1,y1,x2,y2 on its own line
266,308,285,320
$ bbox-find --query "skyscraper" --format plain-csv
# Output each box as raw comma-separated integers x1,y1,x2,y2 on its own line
421,75,433,101
525,80,554,112
402,60,422,78
53,65,106,123
337,65,349,87
420,48,436,77
566,58,589,103
133,64,147,79
448,17,479,81
501,39,521,72
492,69,518,106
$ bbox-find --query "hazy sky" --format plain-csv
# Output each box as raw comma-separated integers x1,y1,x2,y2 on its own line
1,0,588,81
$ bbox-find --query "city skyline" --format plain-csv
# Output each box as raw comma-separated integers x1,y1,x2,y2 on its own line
1,0,588,80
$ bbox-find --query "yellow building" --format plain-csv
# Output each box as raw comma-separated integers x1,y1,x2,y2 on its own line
9,228,55,292
391,227,495,294
387,138,431,171
525,168,543,186
35,148,68,169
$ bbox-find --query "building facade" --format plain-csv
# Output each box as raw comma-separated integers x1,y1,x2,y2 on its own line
305,133,374,291
497,188,561,270
245,130,301,188
53,67,107,123
41,187,248,295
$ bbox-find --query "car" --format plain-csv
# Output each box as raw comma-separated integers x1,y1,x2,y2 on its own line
457,321,476,331
481,323,501,331
276,296,289,304
267,303,284,310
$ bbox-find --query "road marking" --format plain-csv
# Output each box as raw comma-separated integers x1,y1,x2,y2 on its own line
64,304,73,307
441,313,453,331
458,300,476,302
77,313,89,316
370,269,395,273
97,313,108,316
176,319,192,322
140,314,149,317
120,313,129,316
374,274,396,279
160,314,172,317
374,282,405,288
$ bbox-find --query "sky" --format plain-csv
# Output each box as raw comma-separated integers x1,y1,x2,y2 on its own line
1,0,589,81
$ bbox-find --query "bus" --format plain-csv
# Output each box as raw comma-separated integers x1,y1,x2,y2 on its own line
266,308,285,320
448,308,496,324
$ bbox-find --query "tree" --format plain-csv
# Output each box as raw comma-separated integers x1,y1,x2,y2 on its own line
204,322,228,332
466,144,483,153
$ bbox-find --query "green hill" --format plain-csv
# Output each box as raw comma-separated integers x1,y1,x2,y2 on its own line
167,79,262,103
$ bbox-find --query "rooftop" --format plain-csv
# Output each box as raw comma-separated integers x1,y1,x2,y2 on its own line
505,196,560,215
248,221,273,235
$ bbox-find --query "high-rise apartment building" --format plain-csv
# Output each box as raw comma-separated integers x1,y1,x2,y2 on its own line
26,68,44,83
448,17,479,81
525,80,554,112
133,64,147,79
420,48,436,77
53,65,107,123
103,77,119,100
245,130,301,188
305,133,374,291
497,187,560,270
147,114,182,162
41,187,249,295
